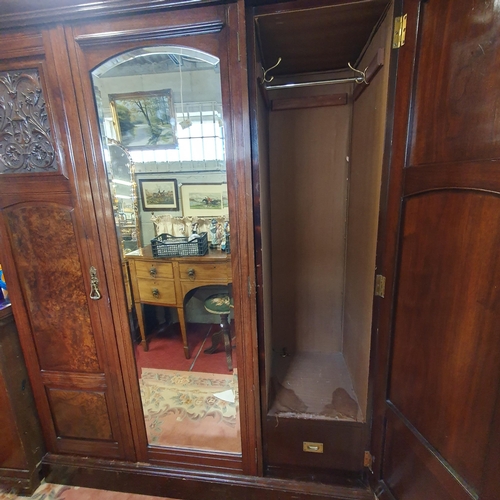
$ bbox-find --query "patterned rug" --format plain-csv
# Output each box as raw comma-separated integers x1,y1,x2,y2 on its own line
0,482,175,499
140,368,241,453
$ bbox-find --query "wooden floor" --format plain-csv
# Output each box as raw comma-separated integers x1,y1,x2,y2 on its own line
0,482,179,500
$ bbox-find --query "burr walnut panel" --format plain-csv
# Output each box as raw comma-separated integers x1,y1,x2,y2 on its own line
5,203,100,373
47,388,113,441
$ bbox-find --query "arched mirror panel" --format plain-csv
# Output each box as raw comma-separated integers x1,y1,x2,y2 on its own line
92,45,240,455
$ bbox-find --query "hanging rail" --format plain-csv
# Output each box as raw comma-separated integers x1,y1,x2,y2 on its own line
262,59,369,90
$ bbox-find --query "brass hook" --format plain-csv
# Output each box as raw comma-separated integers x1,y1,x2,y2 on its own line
348,62,368,85
262,57,282,83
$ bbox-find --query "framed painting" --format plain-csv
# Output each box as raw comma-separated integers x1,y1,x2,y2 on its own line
181,184,229,216
138,178,179,211
109,90,177,149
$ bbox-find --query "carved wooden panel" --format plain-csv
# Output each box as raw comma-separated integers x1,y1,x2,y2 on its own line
0,68,59,174
389,190,500,492
410,1,500,165
47,388,113,440
5,204,101,373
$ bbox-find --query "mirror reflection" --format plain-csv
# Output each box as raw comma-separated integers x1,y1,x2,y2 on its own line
92,46,240,454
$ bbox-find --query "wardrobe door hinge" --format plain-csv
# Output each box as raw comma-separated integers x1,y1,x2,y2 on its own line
364,451,374,472
375,274,386,298
392,13,407,49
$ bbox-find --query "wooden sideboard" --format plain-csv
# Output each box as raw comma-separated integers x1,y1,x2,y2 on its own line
126,246,231,357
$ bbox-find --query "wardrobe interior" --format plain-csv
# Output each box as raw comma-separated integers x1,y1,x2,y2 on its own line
250,0,394,472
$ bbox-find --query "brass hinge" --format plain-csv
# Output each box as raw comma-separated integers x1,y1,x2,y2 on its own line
392,13,407,49
364,451,374,472
375,274,386,298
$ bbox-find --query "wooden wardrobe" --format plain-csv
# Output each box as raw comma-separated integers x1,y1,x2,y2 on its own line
0,0,499,499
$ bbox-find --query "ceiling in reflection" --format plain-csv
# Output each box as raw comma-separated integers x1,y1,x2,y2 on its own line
103,54,218,77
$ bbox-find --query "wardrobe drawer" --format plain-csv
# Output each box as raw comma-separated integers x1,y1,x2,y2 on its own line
264,415,366,472
134,260,174,280
178,262,231,282
136,278,176,305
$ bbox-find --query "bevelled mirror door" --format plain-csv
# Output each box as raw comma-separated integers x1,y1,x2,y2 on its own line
92,46,240,454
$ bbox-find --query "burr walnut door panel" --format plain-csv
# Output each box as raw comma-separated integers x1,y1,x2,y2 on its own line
0,27,135,461
373,1,500,499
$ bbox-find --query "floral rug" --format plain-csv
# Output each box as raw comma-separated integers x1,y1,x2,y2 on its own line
0,482,175,499
140,368,241,453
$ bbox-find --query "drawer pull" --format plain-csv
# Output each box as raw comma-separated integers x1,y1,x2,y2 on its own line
150,266,157,277
303,442,324,453
187,268,196,280
152,288,160,298
89,266,102,300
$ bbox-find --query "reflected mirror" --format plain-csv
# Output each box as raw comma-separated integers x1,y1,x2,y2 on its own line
92,46,239,454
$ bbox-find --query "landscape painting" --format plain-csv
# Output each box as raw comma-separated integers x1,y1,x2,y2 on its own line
110,90,177,149
139,179,179,211
181,184,229,216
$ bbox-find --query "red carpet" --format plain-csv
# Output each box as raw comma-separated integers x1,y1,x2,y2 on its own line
134,322,236,375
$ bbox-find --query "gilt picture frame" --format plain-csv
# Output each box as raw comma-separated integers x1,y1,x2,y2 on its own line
109,90,177,149
138,178,179,211
180,183,229,217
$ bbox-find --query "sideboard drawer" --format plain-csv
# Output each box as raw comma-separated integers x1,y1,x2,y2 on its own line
179,262,231,282
136,278,176,305
134,260,174,280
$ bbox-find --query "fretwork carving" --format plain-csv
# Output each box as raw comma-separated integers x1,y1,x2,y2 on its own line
0,69,58,174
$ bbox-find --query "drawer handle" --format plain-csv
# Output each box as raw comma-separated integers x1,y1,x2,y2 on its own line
303,441,324,453
187,268,196,280
89,266,102,300
150,266,157,277
152,288,160,298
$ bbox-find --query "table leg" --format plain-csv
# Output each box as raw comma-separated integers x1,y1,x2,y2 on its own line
135,303,148,351
221,313,233,371
177,306,190,359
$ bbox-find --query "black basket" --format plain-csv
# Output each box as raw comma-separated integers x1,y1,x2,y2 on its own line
151,232,208,258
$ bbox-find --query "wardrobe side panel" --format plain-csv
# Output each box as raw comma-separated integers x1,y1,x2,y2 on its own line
269,99,350,354
342,6,393,419
256,89,273,409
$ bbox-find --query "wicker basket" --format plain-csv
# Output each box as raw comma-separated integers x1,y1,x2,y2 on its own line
151,232,208,258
